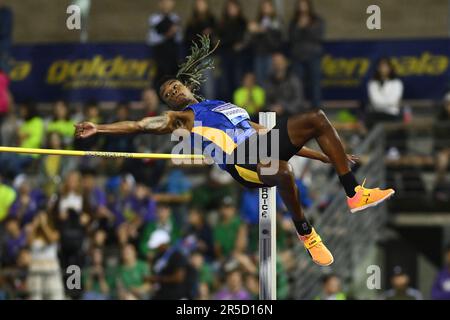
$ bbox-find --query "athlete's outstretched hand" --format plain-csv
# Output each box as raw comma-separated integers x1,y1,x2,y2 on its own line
74,122,97,139
346,154,359,164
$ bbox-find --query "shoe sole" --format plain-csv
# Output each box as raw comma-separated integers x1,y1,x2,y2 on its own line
306,247,335,266
350,190,396,213
313,257,334,267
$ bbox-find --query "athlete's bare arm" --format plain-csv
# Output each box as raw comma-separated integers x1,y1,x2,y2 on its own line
74,110,194,139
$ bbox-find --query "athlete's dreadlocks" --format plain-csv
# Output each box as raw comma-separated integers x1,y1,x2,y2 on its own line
175,34,220,100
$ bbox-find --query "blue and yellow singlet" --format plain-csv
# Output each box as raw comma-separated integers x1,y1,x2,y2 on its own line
183,100,256,170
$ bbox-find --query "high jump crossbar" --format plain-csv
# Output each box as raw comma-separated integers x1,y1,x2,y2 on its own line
0,146,205,160
0,112,277,300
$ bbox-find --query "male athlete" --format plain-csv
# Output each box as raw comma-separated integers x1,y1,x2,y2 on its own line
75,36,394,266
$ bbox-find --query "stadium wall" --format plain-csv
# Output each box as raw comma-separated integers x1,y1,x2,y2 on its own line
3,0,449,43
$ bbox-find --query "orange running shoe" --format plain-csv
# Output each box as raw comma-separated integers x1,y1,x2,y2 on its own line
347,179,395,213
298,228,334,266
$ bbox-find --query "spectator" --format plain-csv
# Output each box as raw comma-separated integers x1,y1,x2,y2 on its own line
244,272,259,299
0,72,16,148
185,0,218,99
217,0,248,100
153,167,192,225
0,247,30,299
265,52,305,116
40,132,77,196
2,218,27,267
9,248,30,299
81,168,113,231
108,174,140,245
185,0,217,45
17,102,45,150
238,189,260,252
315,273,347,300
239,186,304,253
0,102,44,178
191,164,236,211
432,93,450,202
90,229,108,250
82,247,111,300
58,207,87,300
213,197,247,260
0,1,13,72
367,57,404,126
367,57,406,155
148,0,182,85
84,101,102,124
0,176,16,223
9,175,44,226
381,266,423,300
134,88,170,187
0,67,12,146
189,250,214,299
111,179,157,245
233,72,266,119
142,87,165,118
149,230,197,300
289,0,325,108
103,103,136,153
183,207,215,261
46,100,75,147
27,211,64,300
214,268,251,300
248,0,283,84
131,183,157,225
139,203,180,259
115,243,150,300
431,245,450,300
52,171,87,224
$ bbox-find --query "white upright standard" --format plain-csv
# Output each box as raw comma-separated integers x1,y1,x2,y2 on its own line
258,112,277,300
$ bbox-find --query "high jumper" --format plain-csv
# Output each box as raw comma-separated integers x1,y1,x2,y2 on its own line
74,35,395,266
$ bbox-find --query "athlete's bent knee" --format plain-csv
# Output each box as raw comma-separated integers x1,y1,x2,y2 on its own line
308,109,329,131
276,162,294,185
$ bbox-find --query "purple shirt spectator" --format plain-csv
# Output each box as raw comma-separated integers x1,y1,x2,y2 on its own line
85,187,107,211
431,268,450,300
214,288,251,300
130,196,157,223
109,194,134,228
9,190,44,226
4,231,26,266
109,194,156,227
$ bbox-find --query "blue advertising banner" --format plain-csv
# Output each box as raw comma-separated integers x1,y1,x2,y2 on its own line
321,38,450,101
10,44,155,103
8,39,450,103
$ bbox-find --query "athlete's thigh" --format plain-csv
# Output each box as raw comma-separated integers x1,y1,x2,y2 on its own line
286,111,323,147
256,160,292,187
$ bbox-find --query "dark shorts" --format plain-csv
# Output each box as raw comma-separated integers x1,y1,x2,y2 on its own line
225,116,301,189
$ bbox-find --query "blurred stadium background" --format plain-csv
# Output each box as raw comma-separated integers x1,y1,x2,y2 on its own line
0,0,449,300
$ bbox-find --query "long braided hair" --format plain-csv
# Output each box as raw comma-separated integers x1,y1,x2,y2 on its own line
175,34,220,101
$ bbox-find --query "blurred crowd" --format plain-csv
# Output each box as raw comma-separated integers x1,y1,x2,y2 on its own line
0,89,306,300
0,0,449,300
